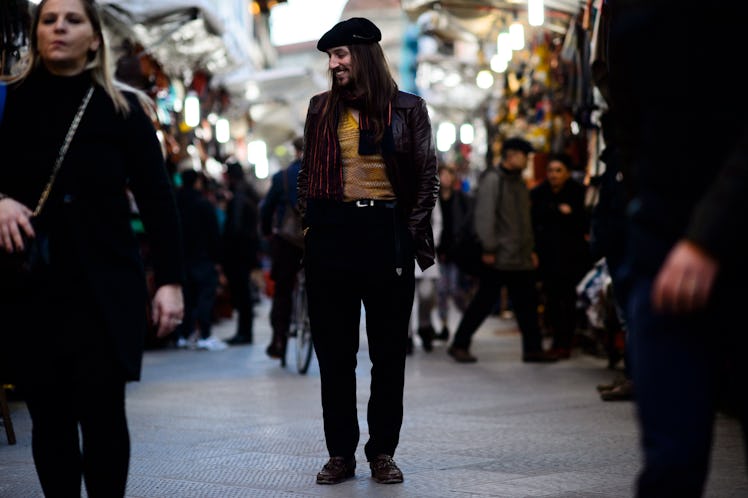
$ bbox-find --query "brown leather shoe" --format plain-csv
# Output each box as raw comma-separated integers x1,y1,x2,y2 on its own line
316,456,355,484
369,454,403,484
447,346,477,363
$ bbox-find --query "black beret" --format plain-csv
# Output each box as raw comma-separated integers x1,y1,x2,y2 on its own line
501,137,534,154
317,17,382,52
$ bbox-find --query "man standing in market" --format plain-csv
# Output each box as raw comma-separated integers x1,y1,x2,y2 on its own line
297,16,438,486
607,1,748,496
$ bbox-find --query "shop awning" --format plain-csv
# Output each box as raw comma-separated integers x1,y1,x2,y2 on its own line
98,0,262,78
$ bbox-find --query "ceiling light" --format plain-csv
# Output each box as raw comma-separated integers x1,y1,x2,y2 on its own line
437,122,456,152
460,123,474,145
184,92,200,128
490,54,508,73
497,32,513,63
509,22,525,50
476,70,494,89
216,118,231,144
529,0,544,27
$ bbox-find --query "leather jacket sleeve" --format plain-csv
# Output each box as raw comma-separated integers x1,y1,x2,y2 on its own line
392,93,438,271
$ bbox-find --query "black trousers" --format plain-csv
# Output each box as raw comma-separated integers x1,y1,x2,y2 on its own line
18,275,130,498
452,268,543,354
268,236,303,349
25,377,129,498
179,260,219,340
304,200,414,460
224,261,254,340
541,276,579,351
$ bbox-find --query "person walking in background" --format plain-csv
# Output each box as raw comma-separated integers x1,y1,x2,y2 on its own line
0,0,184,495
530,152,591,359
410,197,442,353
447,137,558,364
297,17,438,485
607,1,748,496
434,162,474,342
259,136,305,362
174,169,225,351
222,159,261,346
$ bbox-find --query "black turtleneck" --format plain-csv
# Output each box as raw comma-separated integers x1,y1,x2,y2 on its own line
0,66,93,210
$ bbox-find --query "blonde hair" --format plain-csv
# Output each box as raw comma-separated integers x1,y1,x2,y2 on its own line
10,0,153,116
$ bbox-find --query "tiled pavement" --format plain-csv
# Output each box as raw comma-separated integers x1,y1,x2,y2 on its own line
2,297,746,497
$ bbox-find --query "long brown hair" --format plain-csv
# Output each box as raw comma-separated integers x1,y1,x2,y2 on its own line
322,42,398,143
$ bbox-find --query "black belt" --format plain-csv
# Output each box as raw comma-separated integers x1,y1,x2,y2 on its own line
346,199,397,208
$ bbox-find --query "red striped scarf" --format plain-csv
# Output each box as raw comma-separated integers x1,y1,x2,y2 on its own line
305,96,392,201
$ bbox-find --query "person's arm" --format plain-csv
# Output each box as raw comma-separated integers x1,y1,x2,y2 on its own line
408,98,439,241
475,170,499,265
297,97,315,228
652,127,748,314
122,93,184,336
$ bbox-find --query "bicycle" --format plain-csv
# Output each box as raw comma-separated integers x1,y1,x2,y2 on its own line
285,268,314,374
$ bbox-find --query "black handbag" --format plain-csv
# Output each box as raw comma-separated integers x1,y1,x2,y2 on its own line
0,86,93,281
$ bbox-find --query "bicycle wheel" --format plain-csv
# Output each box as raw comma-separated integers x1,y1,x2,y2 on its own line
294,272,314,374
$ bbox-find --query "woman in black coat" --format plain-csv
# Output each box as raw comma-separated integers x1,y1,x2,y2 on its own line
0,1,184,496
530,153,591,358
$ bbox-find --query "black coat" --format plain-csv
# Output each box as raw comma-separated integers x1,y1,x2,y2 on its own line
0,68,183,381
530,179,591,282
608,0,748,276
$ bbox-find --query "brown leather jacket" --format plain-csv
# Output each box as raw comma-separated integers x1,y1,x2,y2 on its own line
297,90,439,271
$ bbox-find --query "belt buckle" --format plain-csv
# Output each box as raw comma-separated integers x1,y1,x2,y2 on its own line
355,199,374,207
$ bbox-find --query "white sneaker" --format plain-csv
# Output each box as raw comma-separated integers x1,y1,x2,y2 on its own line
176,337,196,349
196,336,228,351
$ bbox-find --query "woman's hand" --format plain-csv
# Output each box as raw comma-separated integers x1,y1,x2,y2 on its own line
651,240,718,314
0,197,34,253
151,284,184,338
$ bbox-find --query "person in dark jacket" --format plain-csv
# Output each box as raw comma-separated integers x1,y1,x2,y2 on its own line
174,169,224,350
259,136,304,361
0,1,183,495
297,17,438,485
222,160,261,345
433,162,474,341
607,1,748,495
530,152,591,358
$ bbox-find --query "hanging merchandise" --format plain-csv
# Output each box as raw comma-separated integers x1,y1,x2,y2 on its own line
0,0,29,75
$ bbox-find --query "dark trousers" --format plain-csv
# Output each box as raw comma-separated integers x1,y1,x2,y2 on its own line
269,236,303,349
541,277,578,350
26,379,129,498
304,200,414,460
224,262,254,340
179,260,218,340
452,269,543,354
626,275,748,497
20,295,130,498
